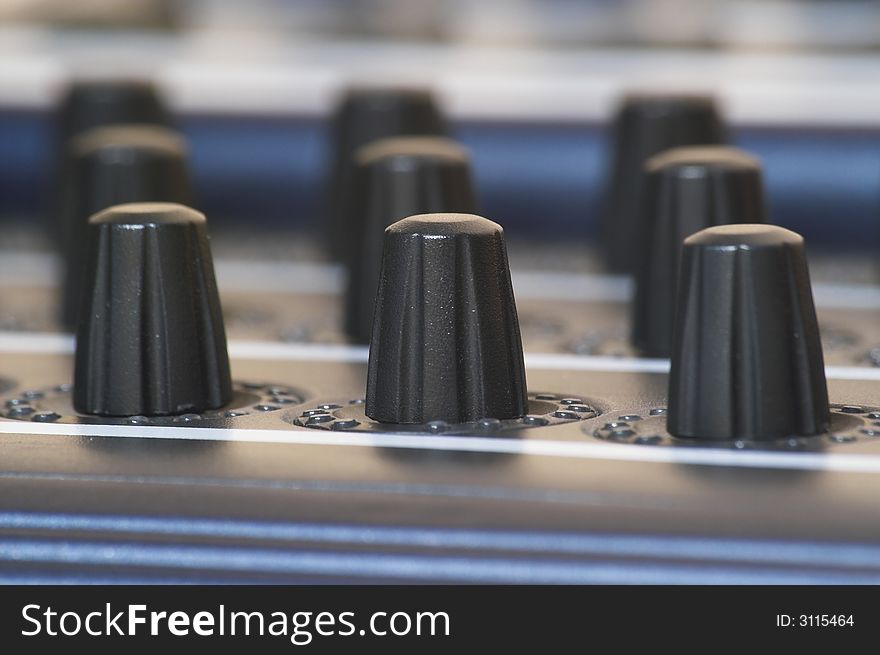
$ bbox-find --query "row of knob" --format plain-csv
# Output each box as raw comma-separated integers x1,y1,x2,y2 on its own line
52,79,829,441
50,82,763,355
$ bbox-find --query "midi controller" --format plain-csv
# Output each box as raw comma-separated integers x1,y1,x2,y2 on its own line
1,12,880,585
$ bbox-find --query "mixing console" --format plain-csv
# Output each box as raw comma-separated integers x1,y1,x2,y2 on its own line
1,5,880,586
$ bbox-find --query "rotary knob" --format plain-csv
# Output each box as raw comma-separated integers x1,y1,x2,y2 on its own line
55,79,170,141
324,87,448,260
366,213,528,424
343,136,477,343
59,124,194,328
632,146,766,357
600,94,725,272
73,202,232,417
667,224,829,440
50,80,172,247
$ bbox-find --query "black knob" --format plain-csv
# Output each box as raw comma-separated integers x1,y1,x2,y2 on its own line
50,80,172,247
667,224,829,440
55,79,170,141
324,87,448,260
344,136,477,343
366,213,528,424
600,94,725,272
632,146,766,357
59,125,194,328
73,202,232,417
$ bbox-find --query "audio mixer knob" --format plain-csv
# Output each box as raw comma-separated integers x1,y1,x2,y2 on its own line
73,203,232,417
366,214,528,424
667,224,829,440
60,125,194,328
632,146,766,357
50,80,172,247
325,87,448,260
601,94,724,272
344,136,477,343
55,80,170,140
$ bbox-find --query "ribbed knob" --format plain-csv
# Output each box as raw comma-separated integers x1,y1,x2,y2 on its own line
73,203,232,417
601,94,725,272
366,213,528,424
50,80,171,247
344,136,477,343
324,87,448,260
59,125,194,328
667,224,829,440
632,146,766,357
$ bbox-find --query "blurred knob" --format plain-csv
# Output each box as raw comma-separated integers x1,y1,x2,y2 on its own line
73,203,232,417
667,224,829,440
344,136,477,343
49,80,172,239
55,79,170,141
324,87,448,260
366,213,528,424
601,94,725,272
632,146,766,357
60,125,194,328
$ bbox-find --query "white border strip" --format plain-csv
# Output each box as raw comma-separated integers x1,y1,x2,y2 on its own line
1,419,879,474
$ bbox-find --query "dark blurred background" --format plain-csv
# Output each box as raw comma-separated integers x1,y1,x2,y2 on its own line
0,0,878,248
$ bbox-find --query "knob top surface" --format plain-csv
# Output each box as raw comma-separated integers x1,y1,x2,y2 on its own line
91,202,205,226
356,136,469,165
646,145,759,174
71,124,186,158
389,212,500,237
683,223,801,249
